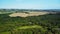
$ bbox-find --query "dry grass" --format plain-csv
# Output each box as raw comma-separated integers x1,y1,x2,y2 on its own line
9,12,56,17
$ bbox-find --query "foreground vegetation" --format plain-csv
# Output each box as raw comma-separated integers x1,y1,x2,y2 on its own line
0,12,60,34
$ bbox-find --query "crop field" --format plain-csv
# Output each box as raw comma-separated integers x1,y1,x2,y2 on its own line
9,12,57,17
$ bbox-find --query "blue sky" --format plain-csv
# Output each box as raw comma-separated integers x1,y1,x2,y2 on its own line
0,0,60,9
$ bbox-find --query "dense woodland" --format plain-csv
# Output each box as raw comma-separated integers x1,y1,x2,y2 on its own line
0,10,60,34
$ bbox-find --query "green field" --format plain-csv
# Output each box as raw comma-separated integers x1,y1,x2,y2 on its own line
17,25,42,29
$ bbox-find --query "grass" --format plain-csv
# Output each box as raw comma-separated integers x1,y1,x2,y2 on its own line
15,25,47,33
16,25,42,30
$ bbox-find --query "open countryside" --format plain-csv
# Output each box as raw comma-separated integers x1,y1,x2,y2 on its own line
0,9,60,34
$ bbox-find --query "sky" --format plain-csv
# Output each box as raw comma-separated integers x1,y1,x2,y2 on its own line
0,0,60,9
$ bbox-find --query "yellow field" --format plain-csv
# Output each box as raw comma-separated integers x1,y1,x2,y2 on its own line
9,12,50,17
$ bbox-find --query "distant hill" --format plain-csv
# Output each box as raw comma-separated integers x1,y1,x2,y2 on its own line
0,9,60,14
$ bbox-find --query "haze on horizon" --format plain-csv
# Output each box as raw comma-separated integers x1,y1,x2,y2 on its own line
0,0,60,9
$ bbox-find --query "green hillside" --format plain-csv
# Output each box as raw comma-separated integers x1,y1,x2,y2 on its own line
0,13,60,34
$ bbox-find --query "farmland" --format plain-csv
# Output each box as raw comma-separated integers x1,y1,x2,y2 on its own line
9,12,57,17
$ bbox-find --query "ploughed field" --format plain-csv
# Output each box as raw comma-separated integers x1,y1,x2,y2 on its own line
0,11,60,34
